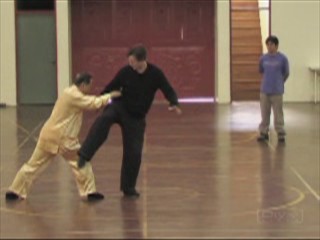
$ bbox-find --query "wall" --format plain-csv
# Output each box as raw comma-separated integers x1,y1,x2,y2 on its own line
3,0,318,104
0,0,231,105
0,0,17,105
61,0,232,103
272,0,320,102
56,0,72,96
215,0,231,103
258,0,269,53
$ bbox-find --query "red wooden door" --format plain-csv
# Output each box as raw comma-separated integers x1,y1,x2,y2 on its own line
71,0,215,98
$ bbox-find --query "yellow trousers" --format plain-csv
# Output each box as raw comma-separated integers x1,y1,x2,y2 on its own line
8,143,97,199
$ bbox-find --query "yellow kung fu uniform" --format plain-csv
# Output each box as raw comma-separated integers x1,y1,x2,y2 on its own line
8,85,111,199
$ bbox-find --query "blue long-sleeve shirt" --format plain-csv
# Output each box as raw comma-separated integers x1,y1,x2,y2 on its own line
259,52,289,94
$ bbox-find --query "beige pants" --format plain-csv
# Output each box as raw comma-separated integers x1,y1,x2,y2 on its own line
8,143,96,199
259,93,285,135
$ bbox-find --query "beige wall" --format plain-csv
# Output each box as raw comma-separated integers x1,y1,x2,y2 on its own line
272,0,320,102
0,0,16,105
56,0,72,96
215,0,231,103
258,0,270,53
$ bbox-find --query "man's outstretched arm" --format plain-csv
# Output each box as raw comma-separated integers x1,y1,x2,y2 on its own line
158,70,182,115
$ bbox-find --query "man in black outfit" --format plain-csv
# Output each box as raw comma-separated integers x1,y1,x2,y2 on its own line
77,45,182,198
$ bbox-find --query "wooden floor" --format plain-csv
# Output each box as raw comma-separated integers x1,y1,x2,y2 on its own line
0,102,319,239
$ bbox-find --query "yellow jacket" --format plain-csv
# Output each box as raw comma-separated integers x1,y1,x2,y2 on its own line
38,85,111,154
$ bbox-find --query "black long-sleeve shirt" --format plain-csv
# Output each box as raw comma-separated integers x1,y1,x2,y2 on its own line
101,63,179,118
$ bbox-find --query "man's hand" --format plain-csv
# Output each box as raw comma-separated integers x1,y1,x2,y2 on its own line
168,105,182,115
109,91,122,98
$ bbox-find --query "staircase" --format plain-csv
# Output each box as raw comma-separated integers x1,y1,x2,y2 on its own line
231,0,263,101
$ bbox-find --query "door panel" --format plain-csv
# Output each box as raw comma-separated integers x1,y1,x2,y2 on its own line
18,14,57,104
71,0,215,98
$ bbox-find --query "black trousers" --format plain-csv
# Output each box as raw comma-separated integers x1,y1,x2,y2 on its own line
79,101,146,191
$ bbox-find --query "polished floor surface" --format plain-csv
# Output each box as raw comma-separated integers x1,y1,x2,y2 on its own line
0,102,319,239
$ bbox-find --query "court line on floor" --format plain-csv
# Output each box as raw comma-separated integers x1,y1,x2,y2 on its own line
17,123,37,138
16,121,43,151
4,112,42,136
231,184,305,217
267,140,320,202
290,166,320,201
266,141,276,151
1,114,33,137
260,185,305,211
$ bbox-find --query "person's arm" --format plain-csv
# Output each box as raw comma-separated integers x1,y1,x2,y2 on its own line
282,56,290,82
158,70,179,106
72,91,121,110
158,70,182,115
259,56,264,74
100,67,127,95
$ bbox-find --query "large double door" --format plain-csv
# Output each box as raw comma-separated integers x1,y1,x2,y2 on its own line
71,0,215,98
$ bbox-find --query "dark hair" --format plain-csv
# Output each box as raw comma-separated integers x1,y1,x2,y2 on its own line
74,72,92,86
127,44,147,61
265,35,279,46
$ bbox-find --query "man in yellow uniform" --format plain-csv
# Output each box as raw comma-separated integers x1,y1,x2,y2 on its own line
5,73,121,201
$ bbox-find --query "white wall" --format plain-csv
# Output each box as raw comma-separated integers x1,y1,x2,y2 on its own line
272,0,320,102
0,0,17,106
258,0,270,53
56,0,72,97
215,0,231,103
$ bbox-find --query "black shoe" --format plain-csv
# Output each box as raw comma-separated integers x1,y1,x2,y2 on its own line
278,134,286,143
123,189,140,198
257,133,269,142
77,156,87,169
5,191,21,201
87,192,105,202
